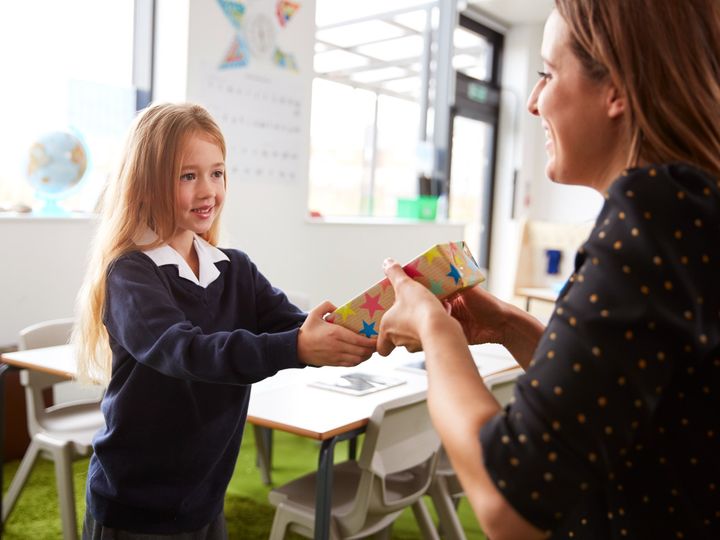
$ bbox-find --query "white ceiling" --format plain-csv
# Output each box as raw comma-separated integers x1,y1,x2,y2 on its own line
466,0,554,26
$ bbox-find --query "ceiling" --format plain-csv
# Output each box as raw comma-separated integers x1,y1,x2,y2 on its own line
314,0,554,100
466,0,554,26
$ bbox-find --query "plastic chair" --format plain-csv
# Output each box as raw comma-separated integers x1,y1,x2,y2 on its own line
267,391,442,539
254,290,311,485
2,318,105,540
418,366,525,540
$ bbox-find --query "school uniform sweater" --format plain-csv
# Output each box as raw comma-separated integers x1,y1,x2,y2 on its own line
86,246,306,534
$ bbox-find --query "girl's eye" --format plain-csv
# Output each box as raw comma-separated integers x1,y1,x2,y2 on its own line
212,170,225,179
537,71,551,81
181,173,195,181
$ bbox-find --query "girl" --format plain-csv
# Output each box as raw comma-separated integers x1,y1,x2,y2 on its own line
73,102,376,538
378,0,720,538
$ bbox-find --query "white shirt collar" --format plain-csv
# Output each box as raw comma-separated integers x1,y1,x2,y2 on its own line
138,230,229,288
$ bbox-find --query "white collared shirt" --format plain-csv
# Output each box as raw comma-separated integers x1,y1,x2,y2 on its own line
139,231,230,288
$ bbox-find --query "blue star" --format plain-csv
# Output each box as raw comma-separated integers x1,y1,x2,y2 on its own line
359,320,378,338
447,264,462,284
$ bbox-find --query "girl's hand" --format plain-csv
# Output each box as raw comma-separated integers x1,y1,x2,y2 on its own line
297,301,376,367
446,286,507,345
377,258,451,356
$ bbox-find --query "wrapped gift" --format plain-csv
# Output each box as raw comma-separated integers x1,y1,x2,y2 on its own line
331,241,485,337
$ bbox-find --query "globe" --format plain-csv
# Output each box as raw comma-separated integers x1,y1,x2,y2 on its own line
26,130,88,214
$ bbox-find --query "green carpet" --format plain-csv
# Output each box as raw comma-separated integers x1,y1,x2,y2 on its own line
2,427,486,539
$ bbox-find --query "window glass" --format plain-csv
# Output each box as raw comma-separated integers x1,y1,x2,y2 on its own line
0,1,136,213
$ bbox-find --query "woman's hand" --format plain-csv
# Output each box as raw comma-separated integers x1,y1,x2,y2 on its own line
297,301,376,367
446,285,508,345
377,258,453,356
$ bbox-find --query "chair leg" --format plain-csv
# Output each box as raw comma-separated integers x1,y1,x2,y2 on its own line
43,437,79,540
2,439,41,522
411,499,441,540
429,478,466,540
254,425,273,485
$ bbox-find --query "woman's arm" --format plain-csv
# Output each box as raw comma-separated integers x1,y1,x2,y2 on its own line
378,260,545,540
448,285,545,369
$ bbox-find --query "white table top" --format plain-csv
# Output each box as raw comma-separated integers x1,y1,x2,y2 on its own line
1,343,520,440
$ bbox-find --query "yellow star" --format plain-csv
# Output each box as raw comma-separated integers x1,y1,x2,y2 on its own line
335,303,355,321
424,245,443,264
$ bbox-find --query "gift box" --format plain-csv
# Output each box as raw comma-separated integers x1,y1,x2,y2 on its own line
331,241,485,337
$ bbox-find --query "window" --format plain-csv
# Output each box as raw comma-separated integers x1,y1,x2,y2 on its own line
308,1,499,225
0,1,139,214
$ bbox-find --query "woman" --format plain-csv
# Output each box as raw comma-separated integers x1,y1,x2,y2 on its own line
378,1,719,538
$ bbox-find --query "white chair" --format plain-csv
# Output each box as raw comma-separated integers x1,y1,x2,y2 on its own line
2,318,105,540
254,290,311,485
419,366,525,540
268,391,442,539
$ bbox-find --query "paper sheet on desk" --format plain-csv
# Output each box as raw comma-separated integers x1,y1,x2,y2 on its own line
309,372,406,396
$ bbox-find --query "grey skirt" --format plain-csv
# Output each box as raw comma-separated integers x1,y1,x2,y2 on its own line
82,510,228,540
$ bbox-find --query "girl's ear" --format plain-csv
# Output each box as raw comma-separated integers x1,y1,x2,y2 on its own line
606,84,626,119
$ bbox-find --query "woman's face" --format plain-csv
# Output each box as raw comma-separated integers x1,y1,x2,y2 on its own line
527,10,627,191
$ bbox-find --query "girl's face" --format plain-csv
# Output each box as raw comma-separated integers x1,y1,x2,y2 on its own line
527,10,627,192
174,132,226,242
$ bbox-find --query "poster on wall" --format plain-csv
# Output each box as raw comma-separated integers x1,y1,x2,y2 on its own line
187,0,313,184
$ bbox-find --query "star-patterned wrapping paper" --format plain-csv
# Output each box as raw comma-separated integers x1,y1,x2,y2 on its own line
331,241,486,338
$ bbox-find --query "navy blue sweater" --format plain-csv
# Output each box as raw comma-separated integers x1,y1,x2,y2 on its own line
86,248,306,533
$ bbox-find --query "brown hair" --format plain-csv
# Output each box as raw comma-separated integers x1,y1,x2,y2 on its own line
74,103,227,384
555,0,720,176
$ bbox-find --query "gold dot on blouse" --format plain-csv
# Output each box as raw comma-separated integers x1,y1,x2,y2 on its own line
622,265,631,274
577,413,586,423
701,254,710,263
601,309,609,318
598,396,608,407
510,457,520,466
554,386,563,396
556,307,564,315
684,311,693,320
618,211,626,220
613,240,623,250
657,351,666,361
549,331,557,340
569,317,577,327
694,218,703,227
664,281,673,291
618,376,626,386
552,420,561,431
649,168,657,177
589,293,598,303
592,346,602,357
502,435,510,444
680,255,689,264
573,363,582,372
588,452,597,462
592,257,600,265
703,187,711,196
644,211,652,220
631,228,639,237
542,432,551,442
625,330,634,340
605,426,614,435
626,190,635,197
638,359,648,369
699,334,708,345
531,491,540,500
677,191,686,200
547,350,556,359
598,231,607,239
674,230,683,239
531,379,540,388
653,256,662,265
641,285,650,295
548,451,558,462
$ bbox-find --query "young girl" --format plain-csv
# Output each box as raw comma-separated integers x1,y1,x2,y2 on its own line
73,102,376,538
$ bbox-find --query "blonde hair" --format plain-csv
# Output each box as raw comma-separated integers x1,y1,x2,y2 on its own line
73,102,227,384
555,0,720,177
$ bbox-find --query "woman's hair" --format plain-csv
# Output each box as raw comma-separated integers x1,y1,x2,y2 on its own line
73,102,227,384
555,0,720,176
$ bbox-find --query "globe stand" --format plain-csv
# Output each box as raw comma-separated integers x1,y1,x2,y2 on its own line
34,197,67,216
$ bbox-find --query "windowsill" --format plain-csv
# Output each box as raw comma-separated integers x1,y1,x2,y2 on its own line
0,211,97,221
305,215,466,227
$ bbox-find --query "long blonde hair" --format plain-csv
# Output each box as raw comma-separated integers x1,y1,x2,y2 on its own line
555,0,720,177
73,103,227,385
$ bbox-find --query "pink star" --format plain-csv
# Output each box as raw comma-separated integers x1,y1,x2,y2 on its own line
403,259,424,279
360,292,385,318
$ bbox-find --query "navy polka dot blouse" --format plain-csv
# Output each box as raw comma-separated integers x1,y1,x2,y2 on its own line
480,163,720,539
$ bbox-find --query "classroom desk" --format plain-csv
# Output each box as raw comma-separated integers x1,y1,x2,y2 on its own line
0,344,519,540
248,344,519,540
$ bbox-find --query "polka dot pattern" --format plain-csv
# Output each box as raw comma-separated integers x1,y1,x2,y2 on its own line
480,163,720,538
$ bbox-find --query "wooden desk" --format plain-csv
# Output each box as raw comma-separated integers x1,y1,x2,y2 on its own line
0,344,76,538
248,344,519,540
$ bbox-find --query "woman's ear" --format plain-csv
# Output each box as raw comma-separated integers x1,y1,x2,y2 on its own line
606,84,626,119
